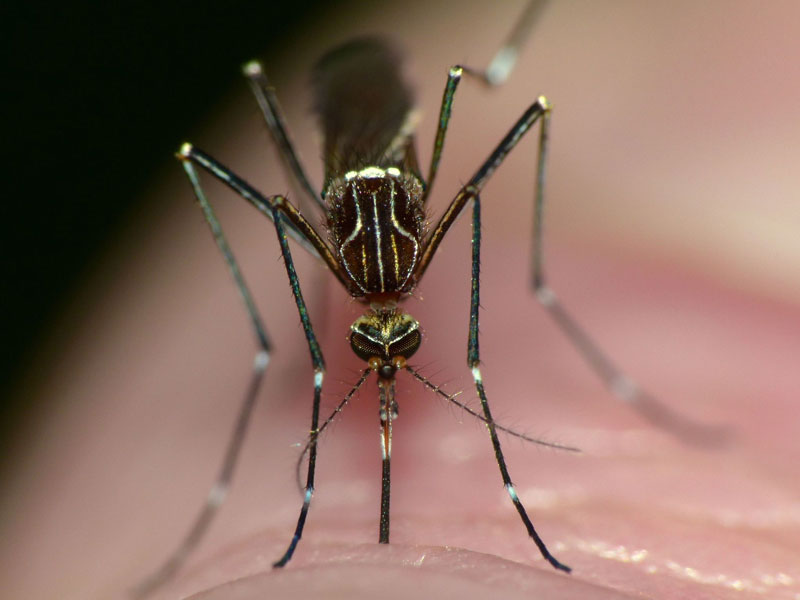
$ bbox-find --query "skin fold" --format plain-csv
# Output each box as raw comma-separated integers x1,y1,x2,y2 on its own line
2,1,799,599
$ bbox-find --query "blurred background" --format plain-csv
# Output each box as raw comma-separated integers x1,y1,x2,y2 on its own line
6,0,800,447
2,0,330,460
3,2,799,599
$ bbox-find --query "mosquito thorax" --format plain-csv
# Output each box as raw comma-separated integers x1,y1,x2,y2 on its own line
350,310,421,378
326,166,425,298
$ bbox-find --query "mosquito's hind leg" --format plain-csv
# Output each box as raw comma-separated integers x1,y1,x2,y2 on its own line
131,156,273,599
527,93,729,445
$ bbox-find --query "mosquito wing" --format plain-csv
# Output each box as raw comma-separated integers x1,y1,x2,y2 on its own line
312,37,419,189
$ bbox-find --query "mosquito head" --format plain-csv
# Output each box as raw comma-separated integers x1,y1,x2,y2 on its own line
350,310,421,379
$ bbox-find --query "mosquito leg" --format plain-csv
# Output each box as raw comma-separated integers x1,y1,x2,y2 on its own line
178,143,330,567
181,144,352,291
378,378,396,544
528,101,728,444
423,1,550,201
242,61,323,212
422,77,724,443
468,192,570,573
422,66,463,202
131,357,267,599
416,98,550,280
295,369,371,492
465,0,550,87
131,158,274,599
267,193,327,568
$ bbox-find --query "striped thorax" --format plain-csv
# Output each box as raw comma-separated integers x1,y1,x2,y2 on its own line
326,166,425,299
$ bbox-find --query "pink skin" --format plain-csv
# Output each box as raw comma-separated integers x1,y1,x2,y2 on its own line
2,1,800,599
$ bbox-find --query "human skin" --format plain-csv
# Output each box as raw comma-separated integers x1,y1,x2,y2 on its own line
2,1,800,599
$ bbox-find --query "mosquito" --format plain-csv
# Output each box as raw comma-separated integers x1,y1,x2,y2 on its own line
134,1,724,596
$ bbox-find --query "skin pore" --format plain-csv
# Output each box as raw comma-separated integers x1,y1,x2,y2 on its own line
2,1,799,599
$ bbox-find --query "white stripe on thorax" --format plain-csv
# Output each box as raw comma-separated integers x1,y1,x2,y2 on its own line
341,184,367,294
372,189,385,291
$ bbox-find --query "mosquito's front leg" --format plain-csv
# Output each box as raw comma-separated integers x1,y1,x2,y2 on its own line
468,190,571,572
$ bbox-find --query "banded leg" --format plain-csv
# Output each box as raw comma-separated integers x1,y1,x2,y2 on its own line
416,98,550,278
181,145,351,291
469,193,570,572
422,66,463,203
527,100,727,444
295,369,372,491
378,378,396,544
132,155,274,599
423,1,550,202
469,0,550,87
419,91,721,443
242,61,323,212
267,195,327,568
176,147,330,562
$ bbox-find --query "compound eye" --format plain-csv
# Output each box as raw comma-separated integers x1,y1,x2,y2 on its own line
350,331,384,361
388,329,421,359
